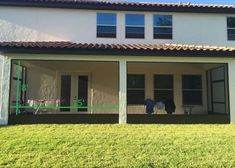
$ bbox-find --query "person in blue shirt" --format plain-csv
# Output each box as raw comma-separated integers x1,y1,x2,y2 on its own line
144,98,155,114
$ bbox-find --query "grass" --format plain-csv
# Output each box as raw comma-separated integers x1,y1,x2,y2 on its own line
1,125,235,168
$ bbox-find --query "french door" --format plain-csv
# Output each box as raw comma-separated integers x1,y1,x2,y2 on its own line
59,72,89,113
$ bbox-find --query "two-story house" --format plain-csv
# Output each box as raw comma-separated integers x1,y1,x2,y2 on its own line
0,0,235,125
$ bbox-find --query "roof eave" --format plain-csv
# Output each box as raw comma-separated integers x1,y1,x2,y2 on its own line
1,47,235,58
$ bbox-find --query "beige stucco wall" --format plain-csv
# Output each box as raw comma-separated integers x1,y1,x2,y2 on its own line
228,60,235,123
9,61,223,115
26,63,57,101
10,63,57,114
0,6,235,47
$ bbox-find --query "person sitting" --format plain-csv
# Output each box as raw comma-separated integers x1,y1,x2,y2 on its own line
144,98,154,114
164,97,176,114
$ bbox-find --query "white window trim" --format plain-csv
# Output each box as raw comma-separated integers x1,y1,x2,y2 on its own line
154,26,172,28
126,25,144,27
97,24,116,27
128,88,145,90
154,88,173,91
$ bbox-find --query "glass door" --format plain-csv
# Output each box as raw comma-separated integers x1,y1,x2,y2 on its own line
60,75,71,112
77,75,88,112
60,73,89,113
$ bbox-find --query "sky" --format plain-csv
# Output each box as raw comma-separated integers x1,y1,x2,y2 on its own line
116,0,235,5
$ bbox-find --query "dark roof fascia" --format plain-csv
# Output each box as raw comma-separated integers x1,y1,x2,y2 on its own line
1,47,235,57
1,1,235,14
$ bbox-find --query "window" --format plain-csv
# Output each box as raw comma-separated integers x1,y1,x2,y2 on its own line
97,13,116,38
227,17,235,40
153,15,172,39
127,75,145,104
125,14,145,38
154,75,173,102
182,75,202,105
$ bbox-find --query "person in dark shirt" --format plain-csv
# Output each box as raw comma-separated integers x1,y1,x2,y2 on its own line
164,98,176,114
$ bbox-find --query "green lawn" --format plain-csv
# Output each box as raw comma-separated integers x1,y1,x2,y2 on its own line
1,125,235,168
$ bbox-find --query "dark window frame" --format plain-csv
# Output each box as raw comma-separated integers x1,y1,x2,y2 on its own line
153,14,173,39
227,17,235,41
182,75,203,105
127,74,145,105
154,74,174,102
97,13,117,38
125,14,145,39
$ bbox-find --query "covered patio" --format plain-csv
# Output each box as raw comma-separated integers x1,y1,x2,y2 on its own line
8,60,229,124
0,42,235,124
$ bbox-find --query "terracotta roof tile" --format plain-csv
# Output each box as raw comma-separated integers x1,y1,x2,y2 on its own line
0,41,235,53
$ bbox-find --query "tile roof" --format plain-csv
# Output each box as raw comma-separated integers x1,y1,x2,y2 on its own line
0,41,235,57
0,41,234,51
10,0,235,8
0,0,235,14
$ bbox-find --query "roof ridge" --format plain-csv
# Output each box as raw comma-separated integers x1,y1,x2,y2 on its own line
1,0,235,13
22,0,235,7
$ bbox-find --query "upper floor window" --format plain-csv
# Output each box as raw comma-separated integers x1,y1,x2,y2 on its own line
97,13,116,38
125,14,145,39
227,17,235,40
153,15,172,39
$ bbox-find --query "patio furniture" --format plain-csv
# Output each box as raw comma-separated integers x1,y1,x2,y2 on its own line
182,105,194,115
27,99,61,114
154,101,166,114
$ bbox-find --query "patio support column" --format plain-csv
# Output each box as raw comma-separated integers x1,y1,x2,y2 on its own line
119,60,127,124
0,55,11,125
228,60,235,124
